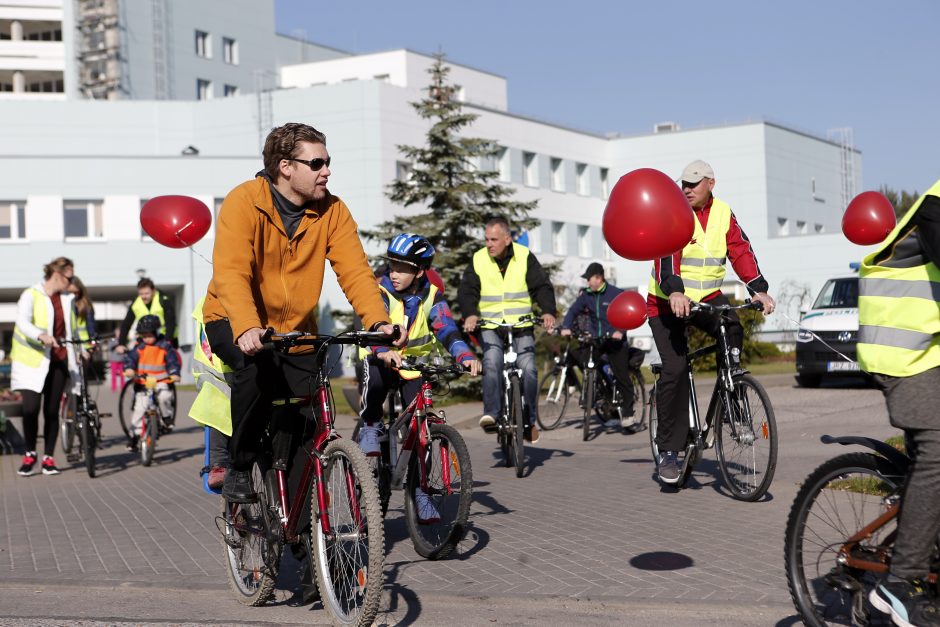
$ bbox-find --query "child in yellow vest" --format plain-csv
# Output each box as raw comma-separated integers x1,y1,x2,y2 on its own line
358,234,480,522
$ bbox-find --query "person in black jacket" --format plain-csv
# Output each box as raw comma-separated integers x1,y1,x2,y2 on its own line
560,262,638,430
117,278,177,351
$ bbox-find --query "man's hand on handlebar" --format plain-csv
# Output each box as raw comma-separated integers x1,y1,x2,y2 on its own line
461,358,482,376
462,314,479,334
541,313,556,332
752,292,776,315
376,323,407,348
669,292,693,318
237,327,267,355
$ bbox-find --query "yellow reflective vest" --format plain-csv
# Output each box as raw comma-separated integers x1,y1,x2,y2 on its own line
648,198,732,302
359,283,439,380
474,244,533,326
858,179,940,378
188,297,233,436
11,285,79,394
131,290,176,338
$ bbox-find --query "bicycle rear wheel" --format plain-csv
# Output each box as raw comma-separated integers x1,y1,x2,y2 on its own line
405,423,473,560
624,368,647,432
785,452,901,627
141,409,157,467
582,370,595,441
716,374,778,501
311,438,384,627
80,412,97,478
536,369,569,431
221,462,279,606
118,379,134,439
509,378,525,478
648,385,659,463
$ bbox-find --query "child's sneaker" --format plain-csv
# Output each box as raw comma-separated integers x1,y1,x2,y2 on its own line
414,487,440,525
870,576,940,627
17,452,37,476
41,456,61,476
207,466,226,490
126,436,139,452
357,424,383,457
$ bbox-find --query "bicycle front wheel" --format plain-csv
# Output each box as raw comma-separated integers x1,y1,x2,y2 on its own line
582,369,595,442
648,384,660,463
405,423,473,560
785,452,900,627
141,409,157,467
311,438,384,627
536,369,569,430
80,413,97,478
221,462,279,606
716,374,778,501
508,377,525,478
118,379,134,439
625,368,647,431
60,394,76,456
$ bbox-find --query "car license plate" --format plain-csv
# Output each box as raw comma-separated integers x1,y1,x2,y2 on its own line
827,361,860,372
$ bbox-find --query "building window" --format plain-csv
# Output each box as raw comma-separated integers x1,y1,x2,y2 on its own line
797,220,807,234
0,201,26,240
223,84,238,97
777,217,789,236
195,30,211,58
222,37,238,64
600,168,610,199
64,200,103,239
523,152,538,187
551,221,565,255
497,147,511,182
603,240,613,261
197,78,212,100
550,157,564,192
396,161,413,182
576,163,589,196
528,224,541,253
815,223,825,233
577,225,591,257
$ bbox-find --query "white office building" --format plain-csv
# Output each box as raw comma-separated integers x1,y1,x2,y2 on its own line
0,0,867,374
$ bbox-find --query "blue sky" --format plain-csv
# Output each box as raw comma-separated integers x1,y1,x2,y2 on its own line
275,0,938,194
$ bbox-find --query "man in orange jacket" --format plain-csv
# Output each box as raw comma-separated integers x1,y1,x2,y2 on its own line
203,122,403,503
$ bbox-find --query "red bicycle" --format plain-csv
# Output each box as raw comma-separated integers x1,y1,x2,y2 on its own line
219,328,396,627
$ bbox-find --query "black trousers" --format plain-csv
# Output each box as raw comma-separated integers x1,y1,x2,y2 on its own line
359,355,422,425
569,339,635,412
20,359,70,457
649,294,743,453
205,319,319,471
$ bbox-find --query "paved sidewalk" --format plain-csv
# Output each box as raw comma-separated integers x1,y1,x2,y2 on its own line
0,374,897,625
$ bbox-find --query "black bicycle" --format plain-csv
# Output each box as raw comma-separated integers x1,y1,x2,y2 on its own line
537,334,646,437
58,336,109,478
648,300,778,501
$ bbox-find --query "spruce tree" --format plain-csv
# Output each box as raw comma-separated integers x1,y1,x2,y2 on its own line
363,53,539,314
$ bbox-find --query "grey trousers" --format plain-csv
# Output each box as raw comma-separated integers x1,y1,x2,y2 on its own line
876,367,940,580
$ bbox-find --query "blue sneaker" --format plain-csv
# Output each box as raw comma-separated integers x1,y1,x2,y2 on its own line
869,577,940,627
657,451,680,485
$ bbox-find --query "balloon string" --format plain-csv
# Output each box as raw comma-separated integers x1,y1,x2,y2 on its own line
190,246,213,266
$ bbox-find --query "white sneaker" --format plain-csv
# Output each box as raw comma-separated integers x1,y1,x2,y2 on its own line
358,424,383,457
414,487,440,524
604,417,621,428
478,414,496,429
620,413,637,430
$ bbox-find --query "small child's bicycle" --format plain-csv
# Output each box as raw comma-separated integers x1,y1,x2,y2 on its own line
135,375,163,467
353,358,473,560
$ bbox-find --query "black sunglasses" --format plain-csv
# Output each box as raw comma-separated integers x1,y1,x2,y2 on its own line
288,156,331,171
681,179,704,189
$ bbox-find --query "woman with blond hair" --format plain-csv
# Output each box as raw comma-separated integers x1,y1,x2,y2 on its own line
11,257,80,476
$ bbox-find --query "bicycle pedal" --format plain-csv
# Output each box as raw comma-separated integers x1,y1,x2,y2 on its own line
482,424,498,434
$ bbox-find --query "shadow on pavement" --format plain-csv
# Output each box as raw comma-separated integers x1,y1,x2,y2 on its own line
773,615,803,626
381,561,423,625
152,446,204,465
628,551,694,571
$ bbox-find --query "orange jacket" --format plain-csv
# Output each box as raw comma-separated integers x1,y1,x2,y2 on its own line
203,176,388,342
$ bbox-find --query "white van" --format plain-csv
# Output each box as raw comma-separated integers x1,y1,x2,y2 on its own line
795,276,859,387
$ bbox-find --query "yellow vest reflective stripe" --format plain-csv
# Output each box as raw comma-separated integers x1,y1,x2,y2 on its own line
188,296,233,434
474,244,533,326
131,290,176,338
648,198,731,302
858,180,940,377
10,287,47,369
377,283,438,380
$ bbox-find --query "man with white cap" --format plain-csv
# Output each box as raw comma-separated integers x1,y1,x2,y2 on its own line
647,160,775,485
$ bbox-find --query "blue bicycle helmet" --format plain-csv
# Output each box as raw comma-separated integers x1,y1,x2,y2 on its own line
386,233,435,269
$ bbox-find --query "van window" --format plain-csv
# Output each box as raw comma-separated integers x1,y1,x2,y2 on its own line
812,278,859,309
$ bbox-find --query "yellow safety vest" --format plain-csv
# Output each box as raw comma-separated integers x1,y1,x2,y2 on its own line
474,244,533,326
648,197,732,302
857,179,940,378
72,307,89,343
11,287,48,369
358,283,439,380
131,290,177,338
188,296,233,436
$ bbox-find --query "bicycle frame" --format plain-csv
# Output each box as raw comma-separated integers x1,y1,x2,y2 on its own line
384,374,452,493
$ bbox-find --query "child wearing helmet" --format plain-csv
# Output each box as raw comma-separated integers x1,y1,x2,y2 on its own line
358,234,481,521
122,314,181,451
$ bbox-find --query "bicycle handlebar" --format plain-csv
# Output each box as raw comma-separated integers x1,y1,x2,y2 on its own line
477,314,542,330
397,358,468,377
689,299,764,314
56,335,103,347
261,326,402,351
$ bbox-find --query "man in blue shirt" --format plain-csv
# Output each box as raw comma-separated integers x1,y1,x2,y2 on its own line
560,263,639,431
